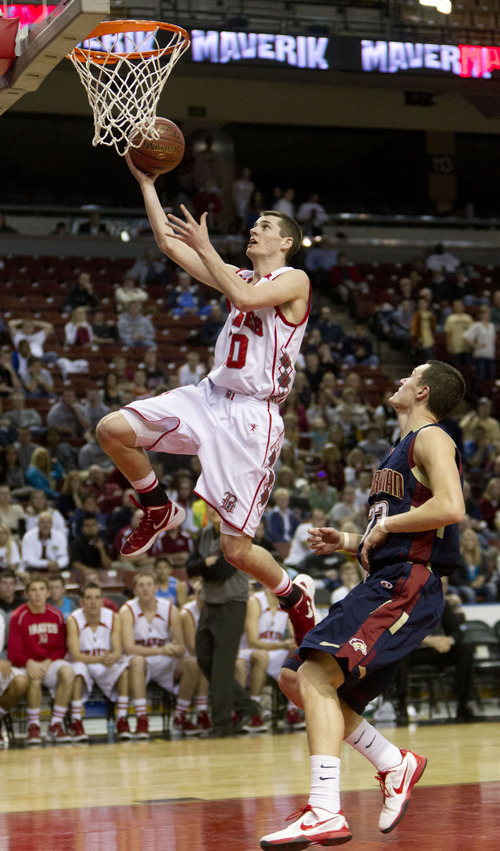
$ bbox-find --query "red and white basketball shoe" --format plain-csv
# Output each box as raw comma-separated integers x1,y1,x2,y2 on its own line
376,748,427,833
241,714,269,733
284,574,318,647
196,711,212,733
25,722,42,746
134,714,149,740
116,717,132,740
46,722,72,744
260,804,352,849
120,496,186,558
69,719,89,742
286,707,306,730
172,713,199,736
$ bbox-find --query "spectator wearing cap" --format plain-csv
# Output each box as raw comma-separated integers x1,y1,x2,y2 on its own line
307,472,339,516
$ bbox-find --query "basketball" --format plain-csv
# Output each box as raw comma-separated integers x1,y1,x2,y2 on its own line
129,117,185,176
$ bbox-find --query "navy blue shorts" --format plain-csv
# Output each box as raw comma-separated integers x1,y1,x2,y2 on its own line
282,561,444,715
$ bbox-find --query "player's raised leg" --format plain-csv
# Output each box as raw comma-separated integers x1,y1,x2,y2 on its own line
221,534,317,646
96,412,185,557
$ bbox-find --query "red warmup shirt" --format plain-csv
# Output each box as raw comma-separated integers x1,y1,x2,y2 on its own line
7,603,67,666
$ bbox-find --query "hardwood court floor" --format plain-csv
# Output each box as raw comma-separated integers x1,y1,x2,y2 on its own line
1,721,500,850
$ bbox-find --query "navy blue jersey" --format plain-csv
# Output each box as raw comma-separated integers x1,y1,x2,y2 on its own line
365,423,462,576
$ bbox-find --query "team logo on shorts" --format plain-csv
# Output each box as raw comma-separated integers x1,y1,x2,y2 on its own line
381,580,393,589
349,637,367,654
221,491,238,514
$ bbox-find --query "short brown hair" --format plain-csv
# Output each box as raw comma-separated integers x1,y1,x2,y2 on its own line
419,360,466,420
25,573,49,591
133,570,156,586
260,210,302,262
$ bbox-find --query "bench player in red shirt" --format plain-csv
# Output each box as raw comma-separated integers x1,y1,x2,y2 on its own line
8,573,75,745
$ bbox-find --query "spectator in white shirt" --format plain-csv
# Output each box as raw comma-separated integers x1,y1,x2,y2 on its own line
178,351,206,387
21,513,69,572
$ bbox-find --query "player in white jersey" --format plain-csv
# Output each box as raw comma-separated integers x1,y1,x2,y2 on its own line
179,577,211,732
0,613,28,748
66,582,131,742
96,160,318,651
120,571,205,738
235,587,302,732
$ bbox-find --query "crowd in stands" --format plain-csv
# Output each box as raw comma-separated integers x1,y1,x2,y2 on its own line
1,195,500,743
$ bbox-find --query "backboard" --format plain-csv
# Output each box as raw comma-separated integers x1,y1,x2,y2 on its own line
0,0,110,115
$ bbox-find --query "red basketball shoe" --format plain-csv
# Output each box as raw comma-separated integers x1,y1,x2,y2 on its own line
241,714,269,733
284,574,318,647
120,496,186,558
25,722,42,746
134,715,149,740
116,717,132,740
46,722,72,744
69,719,88,743
196,711,212,732
376,748,427,833
173,713,199,736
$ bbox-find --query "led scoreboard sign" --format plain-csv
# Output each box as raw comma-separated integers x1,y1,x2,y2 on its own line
190,29,500,81
361,40,500,79
4,12,500,82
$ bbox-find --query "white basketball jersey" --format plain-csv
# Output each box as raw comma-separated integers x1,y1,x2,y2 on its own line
70,606,114,657
125,597,173,648
181,598,201,632
208,268,310,403
240,590,289,650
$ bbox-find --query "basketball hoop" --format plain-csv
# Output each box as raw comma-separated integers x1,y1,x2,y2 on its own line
67,20,190,155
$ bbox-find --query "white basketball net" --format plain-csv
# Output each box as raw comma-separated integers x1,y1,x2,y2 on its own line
68,22,190,155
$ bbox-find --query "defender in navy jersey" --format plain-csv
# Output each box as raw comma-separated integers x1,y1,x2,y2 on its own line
97,159,318,655
261,361,466,849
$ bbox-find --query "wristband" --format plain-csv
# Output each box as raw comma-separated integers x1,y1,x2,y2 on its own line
378,516,389,534
338,532,354,551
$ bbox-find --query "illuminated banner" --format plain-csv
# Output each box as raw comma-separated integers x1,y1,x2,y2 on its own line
5,4,57,27
188,30,500,81
361,40,500,79
191,29,329,69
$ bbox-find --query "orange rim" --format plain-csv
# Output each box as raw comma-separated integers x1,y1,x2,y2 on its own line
70,20,190,64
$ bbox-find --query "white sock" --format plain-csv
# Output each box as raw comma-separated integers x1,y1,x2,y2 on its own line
0,707,7,718
344,719,402,771
309,755,341,813
116,697,129,720
131,470,158,492
133,699,147,717
270,569,293,598
27,708,40,726
175,698,191,716
50,704,67,727
250,695,261,704
71,700,83,722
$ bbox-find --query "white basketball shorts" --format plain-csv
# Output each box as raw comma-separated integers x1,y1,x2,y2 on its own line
71,656,130,702
43,658,75,699
0,665,25,697
145,655,179,692
237,646,291,682
121,378,284,538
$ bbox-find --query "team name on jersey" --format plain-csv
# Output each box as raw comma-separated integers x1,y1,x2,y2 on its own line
370,468,404,500
232,311,263,337
136,638,166,647
82,649,108,657
260,630,283,641
28,622,59,636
